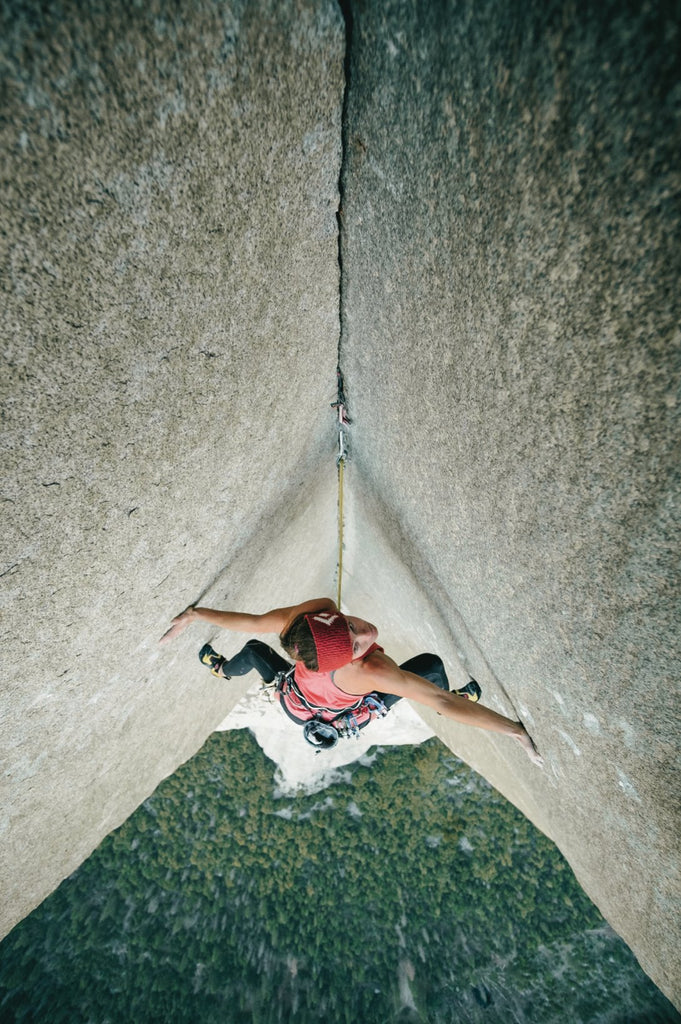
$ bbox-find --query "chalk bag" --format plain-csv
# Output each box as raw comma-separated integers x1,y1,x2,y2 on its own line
303,718,339,750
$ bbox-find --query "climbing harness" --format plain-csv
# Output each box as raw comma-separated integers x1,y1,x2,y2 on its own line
331,367,350,608
274,665,388,751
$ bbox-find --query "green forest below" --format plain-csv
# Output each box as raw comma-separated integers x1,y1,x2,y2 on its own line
0,730,678,1024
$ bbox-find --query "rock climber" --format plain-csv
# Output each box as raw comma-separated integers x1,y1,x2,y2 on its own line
161,596,543,765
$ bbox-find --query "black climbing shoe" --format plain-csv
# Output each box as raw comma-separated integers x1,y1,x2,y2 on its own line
199,643,230,679
454,679,481,702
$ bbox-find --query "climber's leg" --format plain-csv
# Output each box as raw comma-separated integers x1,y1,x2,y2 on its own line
199,639,291,682
377,653,480,710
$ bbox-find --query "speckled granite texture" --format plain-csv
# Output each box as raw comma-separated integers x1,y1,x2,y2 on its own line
340,0,681,1006
1,0,344,937
2,0,680,1009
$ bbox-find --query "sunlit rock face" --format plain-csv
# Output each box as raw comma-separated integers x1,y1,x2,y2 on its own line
339,0,681,1008
0,0,344,938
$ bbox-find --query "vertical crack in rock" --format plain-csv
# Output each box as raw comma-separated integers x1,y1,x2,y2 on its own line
333,0,354,608
335,0,353,374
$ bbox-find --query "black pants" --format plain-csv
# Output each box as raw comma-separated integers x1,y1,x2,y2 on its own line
220,639,292,683
380,651,449,709
219,641,449,706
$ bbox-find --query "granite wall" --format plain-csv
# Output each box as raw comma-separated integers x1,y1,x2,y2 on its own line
1,0,344,937
339,0,681,1007
2,0,680,1010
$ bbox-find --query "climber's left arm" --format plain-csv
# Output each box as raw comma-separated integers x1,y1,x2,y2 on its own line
335,651,543,766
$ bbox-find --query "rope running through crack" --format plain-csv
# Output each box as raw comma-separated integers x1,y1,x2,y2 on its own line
332,367,350,608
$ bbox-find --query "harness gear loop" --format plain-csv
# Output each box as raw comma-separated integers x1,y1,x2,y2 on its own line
364,695,388,718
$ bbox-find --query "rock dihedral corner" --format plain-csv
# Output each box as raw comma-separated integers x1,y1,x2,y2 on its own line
2,0,680,1012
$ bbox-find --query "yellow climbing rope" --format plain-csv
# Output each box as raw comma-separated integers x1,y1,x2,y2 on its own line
337,454,345,608
332,367,350,609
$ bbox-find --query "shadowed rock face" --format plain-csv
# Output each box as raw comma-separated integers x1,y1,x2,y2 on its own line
2,0,680,1011
339,0,681,1007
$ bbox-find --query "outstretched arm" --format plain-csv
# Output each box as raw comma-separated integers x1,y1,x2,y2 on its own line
160,597,336,645
335,651,543,766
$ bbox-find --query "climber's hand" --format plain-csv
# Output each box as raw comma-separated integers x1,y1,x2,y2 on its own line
159,606,197,644
515,727,544,767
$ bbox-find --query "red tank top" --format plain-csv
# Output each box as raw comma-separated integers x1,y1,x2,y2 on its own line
278,643,384,725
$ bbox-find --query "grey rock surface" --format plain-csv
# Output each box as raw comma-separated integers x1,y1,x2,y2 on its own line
2,0,680,1012
1,0,344,937
340,0,681,1007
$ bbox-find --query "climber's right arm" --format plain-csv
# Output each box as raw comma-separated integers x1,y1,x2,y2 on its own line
191,597,336,634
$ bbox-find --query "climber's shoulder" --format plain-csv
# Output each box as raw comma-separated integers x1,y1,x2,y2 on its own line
268,597,338,634
335,648,401,694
